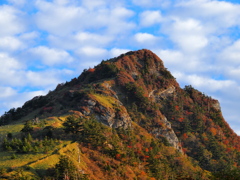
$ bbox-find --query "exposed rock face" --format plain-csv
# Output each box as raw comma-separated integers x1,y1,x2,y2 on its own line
79,95,132,129
149,85,176,101
212,100,221,111
94,104,132,129
151,116,182,153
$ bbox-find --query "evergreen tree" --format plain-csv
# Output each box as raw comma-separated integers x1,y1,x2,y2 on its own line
21,120,33,134
55,155,80,180
63,116,84,134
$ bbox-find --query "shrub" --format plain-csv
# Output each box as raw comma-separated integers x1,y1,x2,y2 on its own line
63,116,84,134
125,82,148,105
21,120,33,134
54,155,81,180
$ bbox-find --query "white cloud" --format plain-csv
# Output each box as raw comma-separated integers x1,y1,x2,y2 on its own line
48,35,76,50
0,5,25,36
0,89,47,115
221,39,240,65
20,31,39,41
157,49,208,73
132,0,171,8
109,48,130,57
0,87,16,98
35,0,85,35
7,0,26,6
102,7,136,35
48,32,112,50
178,35,208,52
164,18,208,52
228,68,240,79
75,47,131,68
0,53,22,70
218,39,240,82
0,53,62,89
0,36,23,51
157,49,184,63
76,46,108,58
176,0,240,28
111,7,134,19
81,0,124,10
75,32,113,46
25,70,62,87
53,0,70,6
81,0,107,10
134,33,158,44
174,72,237,93
35,1,135,36
29,46,73,66
140,10,162,27
0,53,25,86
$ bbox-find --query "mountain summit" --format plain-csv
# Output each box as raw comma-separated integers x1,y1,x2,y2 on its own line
0,49,240,179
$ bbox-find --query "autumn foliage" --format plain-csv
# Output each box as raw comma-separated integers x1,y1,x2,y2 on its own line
1,49,240,179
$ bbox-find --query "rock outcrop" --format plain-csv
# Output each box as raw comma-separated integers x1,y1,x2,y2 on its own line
149,85,176,101
151,115,182,152
78,93,132,129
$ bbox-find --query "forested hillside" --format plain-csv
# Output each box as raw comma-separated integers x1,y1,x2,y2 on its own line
0,49,239,179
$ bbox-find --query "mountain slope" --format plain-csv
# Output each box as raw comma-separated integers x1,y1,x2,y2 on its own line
0,49,240,179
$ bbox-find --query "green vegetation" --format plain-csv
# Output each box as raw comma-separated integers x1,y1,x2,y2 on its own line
124,82,148,105
54,155,86,180
63,116,84,134
2,134,59,153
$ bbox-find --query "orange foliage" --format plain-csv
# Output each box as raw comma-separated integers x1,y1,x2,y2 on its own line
140,171,146,176
182,148,188,153
150,178,156,180
223,140,229,145
182,133,188,140
33,127,41,132
226,147,231,153
185,111,193,115
87,68,95,73
178,117,184,122
136,150,142,155
209,127,217,136
115,153,121,160
135,142,142,150
116,71,135,86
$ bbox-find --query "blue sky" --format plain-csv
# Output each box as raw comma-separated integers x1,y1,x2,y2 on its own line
1,0,240,135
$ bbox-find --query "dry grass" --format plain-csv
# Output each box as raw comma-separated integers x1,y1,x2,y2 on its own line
91,93,117,109
0,151,48,169
30,154,59,170
31,142,85,170
0,123,23,137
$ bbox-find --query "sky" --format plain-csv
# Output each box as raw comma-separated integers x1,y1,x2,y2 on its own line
0,0,240,135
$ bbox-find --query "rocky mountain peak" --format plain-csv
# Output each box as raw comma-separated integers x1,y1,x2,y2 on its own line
1,49,240,179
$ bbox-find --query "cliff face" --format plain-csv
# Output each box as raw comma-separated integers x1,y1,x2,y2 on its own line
74,50,183,152
1,49,240,176
151,115,182,152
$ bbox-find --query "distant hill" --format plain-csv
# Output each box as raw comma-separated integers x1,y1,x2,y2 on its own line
0,49,239,179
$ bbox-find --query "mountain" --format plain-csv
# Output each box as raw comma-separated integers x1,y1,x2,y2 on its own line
0,49,240,179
